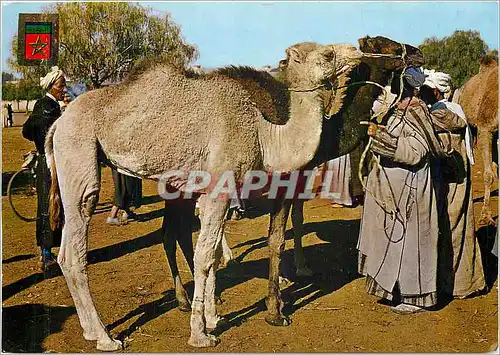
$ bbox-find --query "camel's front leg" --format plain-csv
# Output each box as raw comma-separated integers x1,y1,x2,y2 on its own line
478,129,497,225
266,197,293,326
188,195,228,347
291,199,313,277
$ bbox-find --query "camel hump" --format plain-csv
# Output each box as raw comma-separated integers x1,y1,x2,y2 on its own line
213,66,290,125
480,55,498,69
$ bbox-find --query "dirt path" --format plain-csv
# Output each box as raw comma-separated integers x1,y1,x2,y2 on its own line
2,126,498,352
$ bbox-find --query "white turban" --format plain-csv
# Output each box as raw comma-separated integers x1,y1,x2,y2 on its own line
423,69,451,93
40,66,65,90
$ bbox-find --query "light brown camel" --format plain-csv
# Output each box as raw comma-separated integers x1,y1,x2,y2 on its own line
159,36,425,314
453,57,498,225
45,42,363,350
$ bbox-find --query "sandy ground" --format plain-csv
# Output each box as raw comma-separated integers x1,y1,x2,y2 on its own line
2,125,498,353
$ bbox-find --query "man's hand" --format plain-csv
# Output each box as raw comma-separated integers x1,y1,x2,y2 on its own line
360,121,381,137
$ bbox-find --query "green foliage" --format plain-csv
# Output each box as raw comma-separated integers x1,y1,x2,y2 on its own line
2,83,17,101
419,30,498,88
8,2,198,89
1,80,43,102
19,79,44,101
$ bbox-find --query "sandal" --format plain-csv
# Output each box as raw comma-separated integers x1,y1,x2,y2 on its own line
391,303,426,315
106,217,128,225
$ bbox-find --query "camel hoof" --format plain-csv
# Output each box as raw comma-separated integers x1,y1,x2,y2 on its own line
265,314,291,327
177,301,191,312
187,333,220,348
296,267,313,277
225,259,239,268
279,276,292,287
215,295,225,305
83,330,97,341
97,338,122,351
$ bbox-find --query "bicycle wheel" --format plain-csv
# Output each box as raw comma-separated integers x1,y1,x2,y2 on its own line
7,168,37,222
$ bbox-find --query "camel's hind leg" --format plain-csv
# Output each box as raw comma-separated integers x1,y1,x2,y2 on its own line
54,143,121,351
291,199,313,277
188,195,228,347
162,200,195,312
478,128,497,225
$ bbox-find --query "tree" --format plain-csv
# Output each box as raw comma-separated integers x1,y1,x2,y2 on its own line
2,83,16,101
2,72,15,83
419,30,498,88
8,2,198,88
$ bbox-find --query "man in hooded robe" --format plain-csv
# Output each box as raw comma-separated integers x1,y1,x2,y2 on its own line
357,67,449,314
23,66,67,272
420,69,486,298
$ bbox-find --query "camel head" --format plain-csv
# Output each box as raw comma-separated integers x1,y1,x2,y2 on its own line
359,36,425,71
279,42,362,90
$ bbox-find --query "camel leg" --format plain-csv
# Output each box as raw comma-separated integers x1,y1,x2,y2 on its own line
204,236,224,329
188,195,228,347
478,129,496,225
291,199,312,277
176,199,196,275
265,197,292,327
161,200,194,312
55,151,121,351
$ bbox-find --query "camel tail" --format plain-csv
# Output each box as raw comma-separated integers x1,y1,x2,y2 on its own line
45,123,62,231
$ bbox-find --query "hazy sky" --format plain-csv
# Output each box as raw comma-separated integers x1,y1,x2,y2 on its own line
2,1,499,72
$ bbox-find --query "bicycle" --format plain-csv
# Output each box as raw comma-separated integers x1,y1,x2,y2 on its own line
7,150,38,222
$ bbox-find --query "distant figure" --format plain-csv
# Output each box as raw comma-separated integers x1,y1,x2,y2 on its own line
323,151,364,208
60,93,72,112
22,66,67,272
7,103,13,127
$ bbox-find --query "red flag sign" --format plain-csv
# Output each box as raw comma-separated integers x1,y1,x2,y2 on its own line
18,14,59,66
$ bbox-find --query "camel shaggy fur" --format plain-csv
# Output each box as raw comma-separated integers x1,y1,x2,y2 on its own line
46,42,363,350
453,57,498,224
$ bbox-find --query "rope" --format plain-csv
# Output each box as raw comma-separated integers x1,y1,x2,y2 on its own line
288,83,328,92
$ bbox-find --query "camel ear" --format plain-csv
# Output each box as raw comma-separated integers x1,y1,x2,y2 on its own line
287,47,304,63
321,46,336,62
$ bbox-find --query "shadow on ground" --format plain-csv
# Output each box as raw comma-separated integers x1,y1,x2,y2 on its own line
476,218,498,289
2,304,76,352
473,189,498,203
212,218,361,335
3,254,36,264
110,218,362,339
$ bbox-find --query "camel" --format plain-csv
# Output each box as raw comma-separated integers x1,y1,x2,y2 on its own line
158,36,425,315
46,41,364,350
453,57,498,225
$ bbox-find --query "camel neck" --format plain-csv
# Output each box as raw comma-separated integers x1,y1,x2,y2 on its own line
257,90,324,173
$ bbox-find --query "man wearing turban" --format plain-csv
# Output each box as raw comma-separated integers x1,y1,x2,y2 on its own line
357,67,448,315
22,66,67,272
420,69,486,299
